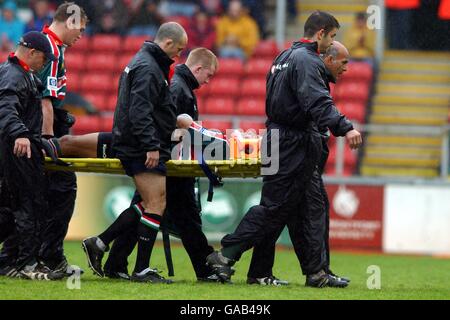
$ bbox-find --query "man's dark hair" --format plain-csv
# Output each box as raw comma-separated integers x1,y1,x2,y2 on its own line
304,11,340,37
155,22,187,44
54,2,88,23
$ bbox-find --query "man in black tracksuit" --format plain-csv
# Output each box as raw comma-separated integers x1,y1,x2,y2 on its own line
102,48,221,281
206,11,362,287
0,31,64,280
246,41,352,286
82,22,188,283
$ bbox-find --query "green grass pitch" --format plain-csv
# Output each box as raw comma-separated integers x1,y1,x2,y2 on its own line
0,241,449,300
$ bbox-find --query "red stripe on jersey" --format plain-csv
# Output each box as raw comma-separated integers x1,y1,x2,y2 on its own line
45,33,60,97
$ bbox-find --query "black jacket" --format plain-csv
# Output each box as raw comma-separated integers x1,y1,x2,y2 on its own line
170,64,200,121
112,41,176,161
265,41,353,137
0,55,43,145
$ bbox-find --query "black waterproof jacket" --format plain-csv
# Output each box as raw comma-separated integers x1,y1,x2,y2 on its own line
112,41,176,161
265,41,353,137
170,64,200,121
0,55,43,145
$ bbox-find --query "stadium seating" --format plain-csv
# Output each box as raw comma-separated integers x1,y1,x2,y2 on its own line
66,72,81,93
117,54,135,73
245,59,272,77
253,40,279,59
80,73,115,93
83,93,108,112
196,83,210,99
71,115,101,135
341,61,373,82
64,52,85,72
240,78,266,98
216,59,244,78
106,95,118,112
334,81,370,103
86,53,118,72
70,36,90,53
123,36,149,53
204,97,235,115
208,77,240,97
236,98,265,116
335,100,366,123
100,115,114,132
90,35,122,53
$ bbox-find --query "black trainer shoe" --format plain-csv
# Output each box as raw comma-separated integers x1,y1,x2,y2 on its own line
105,269,131,281
305,270,349,288
206,251,235,283
197,273,222,283
39,258,84,277
19,264,65,281
328,269,350,283
82,237,106,277
247,275,289,286
130,268,173,284
0,266,21,278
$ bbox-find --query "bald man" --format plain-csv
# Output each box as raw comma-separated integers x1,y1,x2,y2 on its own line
82,22,188,283
246,41,351,286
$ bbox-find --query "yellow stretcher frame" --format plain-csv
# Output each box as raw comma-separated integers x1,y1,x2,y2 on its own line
45,158,262,178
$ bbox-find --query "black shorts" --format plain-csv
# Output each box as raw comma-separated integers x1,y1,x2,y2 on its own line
120,158,167,177
97,132,114,159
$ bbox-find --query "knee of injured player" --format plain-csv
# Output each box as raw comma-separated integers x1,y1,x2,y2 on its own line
140,195,166,216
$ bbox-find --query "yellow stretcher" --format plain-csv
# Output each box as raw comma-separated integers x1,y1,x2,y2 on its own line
44,158,263,178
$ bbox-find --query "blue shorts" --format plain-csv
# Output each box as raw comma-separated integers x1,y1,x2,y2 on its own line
120,158,167,177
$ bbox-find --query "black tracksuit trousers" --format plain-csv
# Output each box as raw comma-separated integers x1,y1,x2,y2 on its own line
0,141,46,269
247,138,331,278
39,110,77,265
221,125,327,275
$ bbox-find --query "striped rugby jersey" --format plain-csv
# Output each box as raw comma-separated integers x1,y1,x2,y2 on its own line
38,26,67,109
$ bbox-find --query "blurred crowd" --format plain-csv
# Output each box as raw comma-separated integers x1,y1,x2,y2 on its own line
0,0,289,60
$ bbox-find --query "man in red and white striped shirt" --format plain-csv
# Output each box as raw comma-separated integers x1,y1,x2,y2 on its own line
37,2,88,275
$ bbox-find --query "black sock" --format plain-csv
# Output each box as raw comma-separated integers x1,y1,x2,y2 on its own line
221,243,246,262
133,213,161,274
98,207,139,246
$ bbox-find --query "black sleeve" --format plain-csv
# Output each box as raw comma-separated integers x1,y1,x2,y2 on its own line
294,58,353,137
128,66,161,152
170,81,190,116
0,88,30,141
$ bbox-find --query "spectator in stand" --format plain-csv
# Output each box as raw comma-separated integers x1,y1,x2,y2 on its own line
216,0,259,60
385,0,419,50
0,1,25,52
221,0,267,38
201,0,223,15
159,0,204,17
343,12,375,62
25,0,54,33
128,0,164,37
92,0,129,35
186,10,216,52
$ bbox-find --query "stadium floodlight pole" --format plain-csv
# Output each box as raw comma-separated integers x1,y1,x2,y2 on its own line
275,0,286,50
440,126,449,179
335,136,345,177
374,0,385,65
